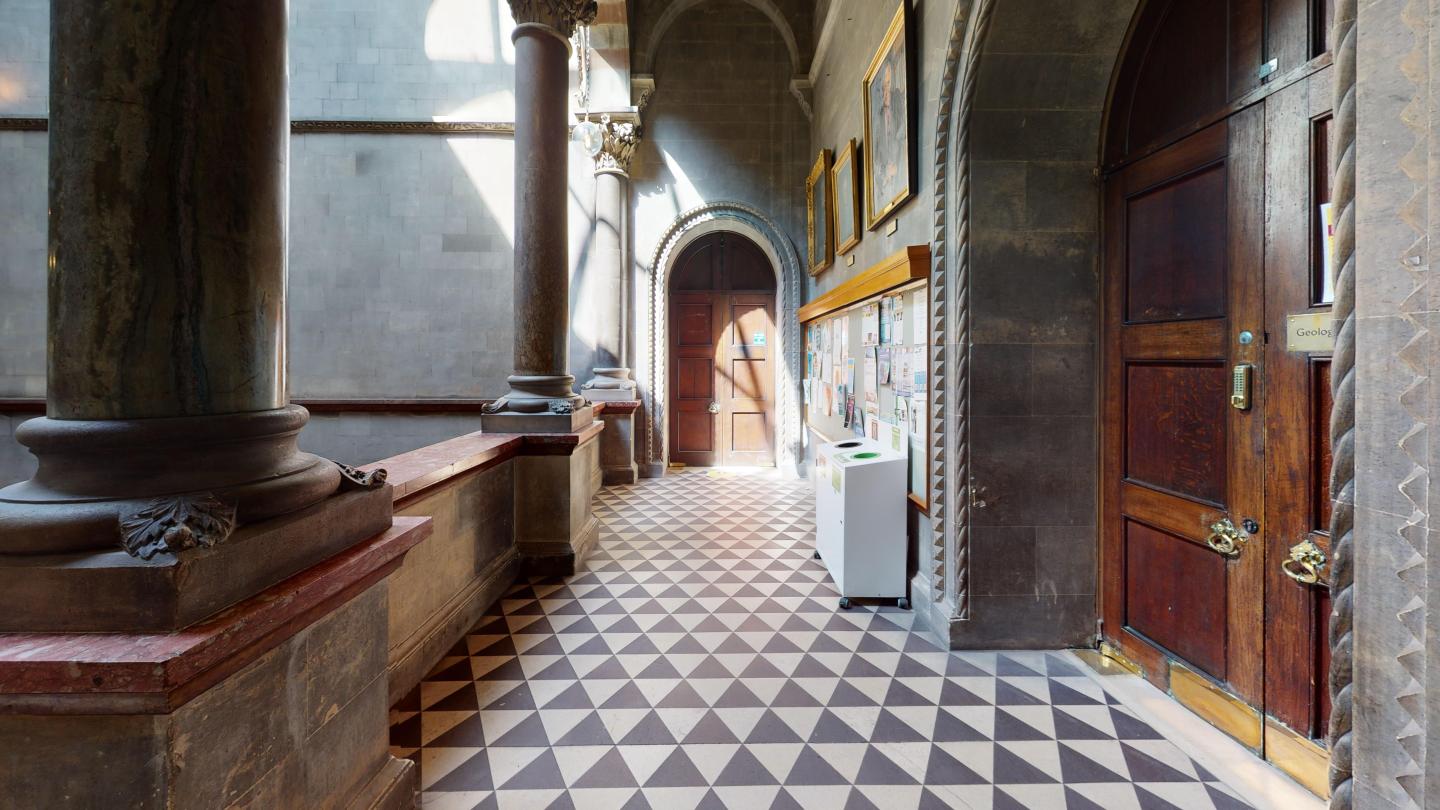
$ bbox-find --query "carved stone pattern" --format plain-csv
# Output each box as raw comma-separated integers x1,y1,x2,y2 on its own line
632,76,657,112
507,0,598,37
646,202,804,473
595,121,642,174
930,0,990,617
292,120,516,136
0,117,46,132
337,463,388,491
118,494,238,560
1325,6,1356,807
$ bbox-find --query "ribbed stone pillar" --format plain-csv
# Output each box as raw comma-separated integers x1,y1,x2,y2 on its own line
483,0,599,433
0,0,340,556
582,119,641,402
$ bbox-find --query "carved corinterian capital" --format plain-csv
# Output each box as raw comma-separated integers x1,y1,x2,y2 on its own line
508,0,598,38
595,120,642,176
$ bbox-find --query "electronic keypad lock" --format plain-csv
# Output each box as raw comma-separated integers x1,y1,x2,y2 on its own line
1230,363,1252,410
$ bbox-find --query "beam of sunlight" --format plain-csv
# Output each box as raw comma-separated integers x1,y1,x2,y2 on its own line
445,137,516,247
424,0,514,65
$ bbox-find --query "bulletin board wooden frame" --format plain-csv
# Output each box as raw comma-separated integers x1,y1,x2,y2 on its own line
801,246,932,512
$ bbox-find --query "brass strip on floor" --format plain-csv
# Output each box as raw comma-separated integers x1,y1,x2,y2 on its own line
1264,717,1330,798
1169,661,1264,750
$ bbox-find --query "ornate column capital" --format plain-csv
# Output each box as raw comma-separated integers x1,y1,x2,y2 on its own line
508,0,598,39
594,119,642,176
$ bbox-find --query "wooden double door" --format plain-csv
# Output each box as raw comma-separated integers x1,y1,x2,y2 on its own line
669,232,777,467
1102,66,1335,748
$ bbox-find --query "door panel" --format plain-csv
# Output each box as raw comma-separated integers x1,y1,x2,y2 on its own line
668,233,777,468
1102,116,1266,703
1263,67,1335,741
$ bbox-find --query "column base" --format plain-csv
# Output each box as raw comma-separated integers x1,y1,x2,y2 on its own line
0,485,392,633
597,400,640,485
482,404,594,434
0,406,342,556
582,367,638,402
514,425,602,575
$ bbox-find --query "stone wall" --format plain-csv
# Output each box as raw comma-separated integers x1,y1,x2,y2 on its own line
1350,1,1440,806
0,0,618,481
958,0,1136,647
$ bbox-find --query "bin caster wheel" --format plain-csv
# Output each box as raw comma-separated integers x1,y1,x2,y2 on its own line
812,550,821,560
839,597,852,610
897,597,911,610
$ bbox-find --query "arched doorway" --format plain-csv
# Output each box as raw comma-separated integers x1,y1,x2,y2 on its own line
1099,0,1336,768
667,231,778,467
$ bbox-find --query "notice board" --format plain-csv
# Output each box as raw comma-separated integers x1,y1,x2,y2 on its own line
800,247,930,510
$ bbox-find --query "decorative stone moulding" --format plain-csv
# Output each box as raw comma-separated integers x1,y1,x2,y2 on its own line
595,120,642,175
508,0,598,37
646,202,804,474
0,406,340,556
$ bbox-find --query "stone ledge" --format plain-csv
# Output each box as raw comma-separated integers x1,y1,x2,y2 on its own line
367,421,606,507
0,517,432,715
593,399,641,414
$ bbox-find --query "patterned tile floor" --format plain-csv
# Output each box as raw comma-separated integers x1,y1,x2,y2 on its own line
391,470,1254,809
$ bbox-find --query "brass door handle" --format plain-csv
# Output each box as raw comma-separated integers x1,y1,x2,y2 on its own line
1205,518,1247,558
1282,539,1328,585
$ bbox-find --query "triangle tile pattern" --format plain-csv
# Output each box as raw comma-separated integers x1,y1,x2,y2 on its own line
390,470,1252,809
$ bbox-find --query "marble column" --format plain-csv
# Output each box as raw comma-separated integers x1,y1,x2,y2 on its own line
0,0,341,558
483,0,599,433
582,119,641,401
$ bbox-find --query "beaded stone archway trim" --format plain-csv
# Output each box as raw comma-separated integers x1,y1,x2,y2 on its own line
645,202,804,473
928,0,989,619
1326,1,1356,806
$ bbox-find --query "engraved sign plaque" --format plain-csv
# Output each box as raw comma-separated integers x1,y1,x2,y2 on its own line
1286,312,1335,353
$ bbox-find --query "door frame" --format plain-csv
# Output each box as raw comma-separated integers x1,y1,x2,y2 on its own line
644,204,805,475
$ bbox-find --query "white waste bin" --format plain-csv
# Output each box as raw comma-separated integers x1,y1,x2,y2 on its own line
812,437,909,610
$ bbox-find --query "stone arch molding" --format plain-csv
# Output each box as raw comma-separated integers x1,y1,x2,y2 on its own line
642,202,804,475
634,0,803,76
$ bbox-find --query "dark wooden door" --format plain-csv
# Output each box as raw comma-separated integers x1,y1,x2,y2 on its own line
1262,68,1335,744
1101,114,1267,708
668,233,777,468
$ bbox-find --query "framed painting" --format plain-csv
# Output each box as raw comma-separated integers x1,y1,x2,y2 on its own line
833,138,861,255
806,148,834,276
862,1,917,230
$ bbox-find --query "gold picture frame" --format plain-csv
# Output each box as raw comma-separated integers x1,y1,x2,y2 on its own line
862,1,917,231
832,139,862,255
806,148,835,276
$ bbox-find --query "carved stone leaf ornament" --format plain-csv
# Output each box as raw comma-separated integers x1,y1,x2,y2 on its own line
338,463,388,491
119,494,237,560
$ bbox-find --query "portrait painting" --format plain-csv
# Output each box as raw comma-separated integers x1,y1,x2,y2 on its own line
806,148,834,276
833,138,861,255
862,2,916,230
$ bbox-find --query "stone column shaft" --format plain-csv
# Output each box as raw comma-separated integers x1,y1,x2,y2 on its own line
582,119,641,402
0,0,340,557
485,0,598,431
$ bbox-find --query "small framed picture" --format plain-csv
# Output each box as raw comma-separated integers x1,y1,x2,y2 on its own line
832,138,861,255
806,148,834,276
862,1,917,231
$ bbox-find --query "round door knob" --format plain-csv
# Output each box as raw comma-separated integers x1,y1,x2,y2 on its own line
707,402,720,413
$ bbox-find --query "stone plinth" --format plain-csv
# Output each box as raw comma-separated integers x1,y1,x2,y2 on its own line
596,400,640,485
513,422,603,575
0,518,429,809
0,485,392,633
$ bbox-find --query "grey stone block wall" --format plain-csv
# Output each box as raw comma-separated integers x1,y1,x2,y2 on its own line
0,0,609,477
632,0,811,265
958,0,1136,647
288,0,520,120
0,0,47,116
299,412,485,468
